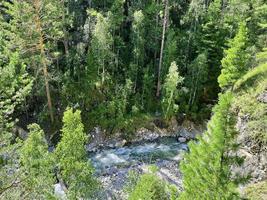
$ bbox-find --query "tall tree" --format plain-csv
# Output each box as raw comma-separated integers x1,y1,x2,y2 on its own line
161,61,183,120
179,92,240,200
218,22,249,89
55,108,98,198
91,13,113,85
186,53,208,111
130,10,145,91
19,124,55,199
3,0,65,123
156,0,169,97
0,52,33,198
196,0,228,101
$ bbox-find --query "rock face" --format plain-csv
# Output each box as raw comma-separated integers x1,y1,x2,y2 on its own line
12,125,28,140
234,114,267,183
233,91,267,184
129,119,203,143
257,91,267,103
87,119,203,152
97,160,182,200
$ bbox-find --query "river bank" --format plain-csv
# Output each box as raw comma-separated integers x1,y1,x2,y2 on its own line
90,137,188,200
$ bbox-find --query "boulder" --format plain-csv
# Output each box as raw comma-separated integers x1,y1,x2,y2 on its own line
178,137,187,143
257,91,267,103
54,183,67,200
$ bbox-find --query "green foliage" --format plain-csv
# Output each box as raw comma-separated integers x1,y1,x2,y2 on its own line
132,10,145,66
129,10,145,89
20,124,55,199
91,12,113,85
234,63,267,90
55,108,98,198
179,92,240,200
1,1,267,198
0,52,33,141
233,72,267,145
87,79,135,133
218,22,249,89
127,167,178,200
162,61,183,120
0,51,33,198
186,52,208,112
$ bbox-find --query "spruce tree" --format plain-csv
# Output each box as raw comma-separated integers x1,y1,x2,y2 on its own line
55,108,98,198
179,92,240,200
19,124,55,199
218,22,249,89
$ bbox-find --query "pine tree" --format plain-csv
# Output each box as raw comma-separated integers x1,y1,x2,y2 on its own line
55,108,98,198
161,61,183,120
0,51,33,198
218,22,249,89
3,0,65,123
179,92,240,200
19,124,55,199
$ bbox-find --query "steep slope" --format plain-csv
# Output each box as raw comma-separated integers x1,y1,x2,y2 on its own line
179,57,267,200
232,63,267,199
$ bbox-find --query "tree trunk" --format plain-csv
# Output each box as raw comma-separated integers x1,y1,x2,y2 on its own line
33,0,54,123
156,0,169,97
154,0,159,66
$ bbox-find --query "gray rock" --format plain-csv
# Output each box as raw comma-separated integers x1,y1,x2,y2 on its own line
178,137,187,143
257,91,267,103
232,112,267,184
115,139,127,148
54,183,67,200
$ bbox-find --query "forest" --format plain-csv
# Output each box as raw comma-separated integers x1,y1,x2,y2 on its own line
0,0,267,199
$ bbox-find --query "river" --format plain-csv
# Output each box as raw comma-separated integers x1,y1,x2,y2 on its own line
88,137,188,199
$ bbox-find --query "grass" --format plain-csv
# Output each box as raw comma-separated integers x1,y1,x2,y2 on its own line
243,180,267,200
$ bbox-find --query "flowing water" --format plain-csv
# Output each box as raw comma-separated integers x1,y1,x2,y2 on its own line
89,137,188,173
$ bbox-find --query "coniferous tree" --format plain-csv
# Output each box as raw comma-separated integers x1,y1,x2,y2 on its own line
162,29,178,81
0,52,33,198
186,53,208,111
2,0,65,123
218,22,249,89
19,124,55,199
179,92,240,200
156,0,169,97
55,108,98,199
197,0,228,100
